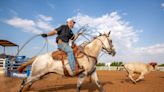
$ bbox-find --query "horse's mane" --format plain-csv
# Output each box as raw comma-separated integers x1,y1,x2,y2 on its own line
80,41,90,47
79,34,105,48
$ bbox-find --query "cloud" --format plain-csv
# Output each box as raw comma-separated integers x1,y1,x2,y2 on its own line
71,12,164,63
135,43,164,55
161,3,164,9
47,1,55,9
5,17,41,34
36,20,53,31
99,43,164,64
73,9,80,13
72,12,138,49
5,14,54,34
9,9,18,16
38,14,53,21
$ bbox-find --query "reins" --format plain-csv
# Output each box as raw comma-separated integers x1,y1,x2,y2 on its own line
78,34,112,65
80,33,112,55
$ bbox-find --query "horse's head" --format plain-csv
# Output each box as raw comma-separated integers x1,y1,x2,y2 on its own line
97,31,116,56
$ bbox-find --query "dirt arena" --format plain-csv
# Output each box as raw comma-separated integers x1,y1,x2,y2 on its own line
0,70,164,92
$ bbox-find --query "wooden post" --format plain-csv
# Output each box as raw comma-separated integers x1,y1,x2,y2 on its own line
17,46,19,56
3,46,5,54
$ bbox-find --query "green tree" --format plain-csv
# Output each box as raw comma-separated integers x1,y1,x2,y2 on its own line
96,63,105,66
110,61,123,66
158,64,164,67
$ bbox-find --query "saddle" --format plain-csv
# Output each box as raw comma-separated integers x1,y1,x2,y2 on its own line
52,44,83,60
51,44,84,77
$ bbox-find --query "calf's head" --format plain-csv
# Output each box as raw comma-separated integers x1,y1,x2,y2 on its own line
149,62,158,71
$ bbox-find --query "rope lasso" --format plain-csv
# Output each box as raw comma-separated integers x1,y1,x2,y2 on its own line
11,34,47,63
35,37,49,55
15,34,41,56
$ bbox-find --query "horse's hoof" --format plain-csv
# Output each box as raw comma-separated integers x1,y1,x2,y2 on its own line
99,87,105,92
76,89,80,92
18,89,22,92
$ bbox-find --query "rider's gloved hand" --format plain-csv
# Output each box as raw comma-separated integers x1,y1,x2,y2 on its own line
41,34,48,38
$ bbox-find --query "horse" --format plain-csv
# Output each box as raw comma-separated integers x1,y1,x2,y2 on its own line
18,31,116,92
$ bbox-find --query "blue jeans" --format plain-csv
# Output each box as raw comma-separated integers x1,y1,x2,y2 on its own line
58,42,75,71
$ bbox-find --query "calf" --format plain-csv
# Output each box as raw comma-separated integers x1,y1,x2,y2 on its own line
123,62,157,83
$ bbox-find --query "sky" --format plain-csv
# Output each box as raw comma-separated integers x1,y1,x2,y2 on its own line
0,0,164,64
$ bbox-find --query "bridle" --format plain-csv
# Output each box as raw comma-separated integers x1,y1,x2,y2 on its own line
79,32,114,55
95,34,114,55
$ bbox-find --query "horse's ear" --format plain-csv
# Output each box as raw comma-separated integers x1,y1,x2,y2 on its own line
99,32,102,36
108,31,111,36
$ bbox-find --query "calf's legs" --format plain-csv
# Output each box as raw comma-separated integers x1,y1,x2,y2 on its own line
136,73,144,82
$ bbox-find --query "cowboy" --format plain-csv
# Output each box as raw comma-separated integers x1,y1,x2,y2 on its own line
41,18,84,76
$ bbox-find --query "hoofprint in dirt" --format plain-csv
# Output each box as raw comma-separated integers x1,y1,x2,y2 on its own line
0,70,164,92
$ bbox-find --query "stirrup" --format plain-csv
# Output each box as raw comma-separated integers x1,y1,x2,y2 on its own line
72,68,84,76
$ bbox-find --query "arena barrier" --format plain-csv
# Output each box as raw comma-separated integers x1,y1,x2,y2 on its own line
96,66,164,71
0,58,6,74
4,56,31,78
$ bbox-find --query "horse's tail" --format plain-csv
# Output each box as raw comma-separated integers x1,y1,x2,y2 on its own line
18,56,36,73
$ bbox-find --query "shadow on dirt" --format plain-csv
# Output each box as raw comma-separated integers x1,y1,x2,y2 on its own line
120,78,145,84
35,81,113,92
159,76,164,79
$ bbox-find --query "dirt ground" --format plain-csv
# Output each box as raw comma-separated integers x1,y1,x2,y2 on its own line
0,70,164,92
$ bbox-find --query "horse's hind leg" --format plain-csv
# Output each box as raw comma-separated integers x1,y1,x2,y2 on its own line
77,73,87,92
18,78,27,92
27,77,40,90
18,77,34,92
19,72,53,92
18,76,41,92
18,78,32,92
28,72,52,88
91,71,104,92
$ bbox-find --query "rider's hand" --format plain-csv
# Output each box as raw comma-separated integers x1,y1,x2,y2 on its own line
41,34,48,38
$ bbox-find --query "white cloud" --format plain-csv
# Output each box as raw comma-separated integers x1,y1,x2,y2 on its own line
73,9,80,13
99,43,164,64
9,9,18,16
72,12,138,49
47,1,55,9
38,14,53,21
71,12,164,64
36,20,53,31
161,3,164,9
135,43,164,55
5,17,41,34
5,14,54,34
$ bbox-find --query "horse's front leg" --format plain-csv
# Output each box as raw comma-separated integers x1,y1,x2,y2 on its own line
77,73,87,92
91,71,105,92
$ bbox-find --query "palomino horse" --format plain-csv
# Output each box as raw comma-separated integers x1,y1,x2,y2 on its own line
18,32,116,92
